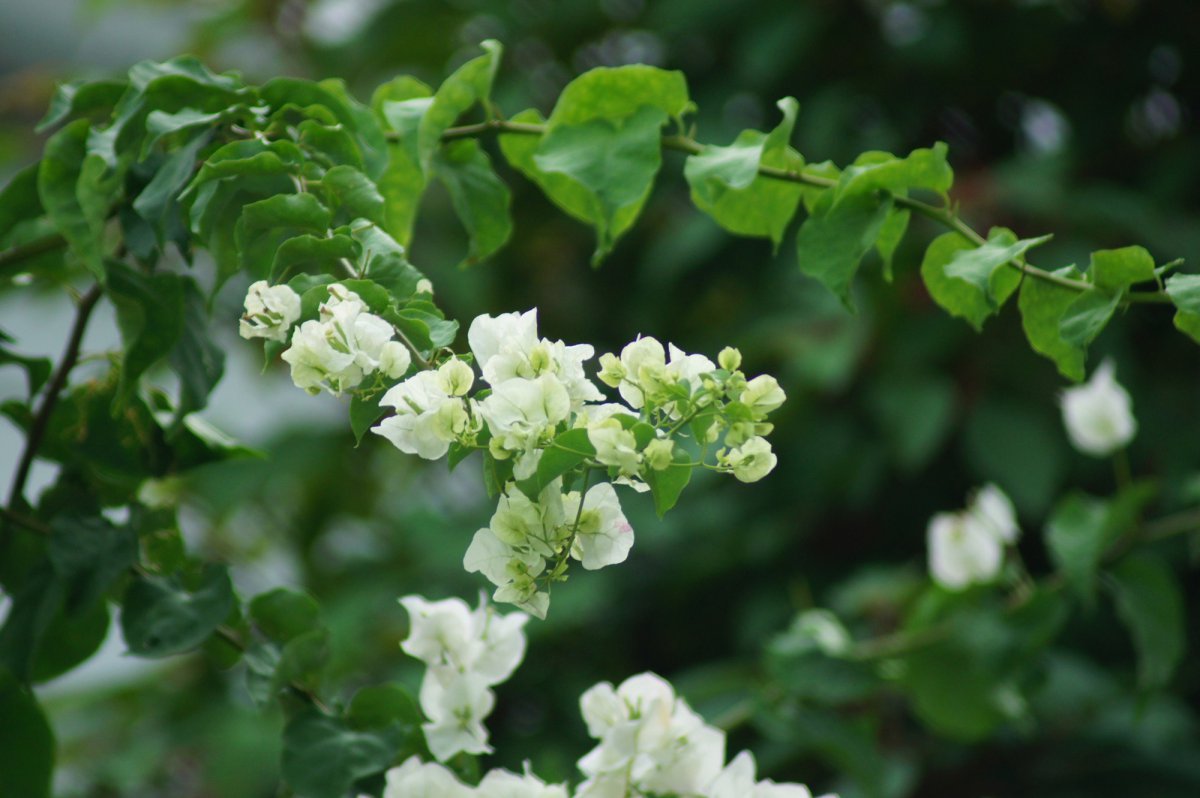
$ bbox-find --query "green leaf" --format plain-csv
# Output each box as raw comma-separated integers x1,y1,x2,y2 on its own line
533,105,667,263
120,564,234,658
795,190,892,310
270,233,358,283
1164,273,1200,344
104,261,185,406
282,710,402,798
38,119,107,278
1107,554,1185,691
347,683,423,730
375,77,434,246
875,208,910,281
900,639,1015,741
0,343,51,400
432,139,513,267
944,230,1053,300
0,667,54,798
350,393,386,446
1059,287,1121,348
684,97,804,247
417,40,503,173
833,142,953,204
260,77,387,177
1089,245,1156,292
516,427,596,499
643,446,692,517
275,627,332,692
550,64,691,124
249,587,321,643
920,231,1022,331
320,165,386,225
1017,266,1087,381
47,515,136,612
132,130,210,229
352,223,425,299
1045,494,1119,603
240,192,332,235
168,278,225,421
37,79,126,133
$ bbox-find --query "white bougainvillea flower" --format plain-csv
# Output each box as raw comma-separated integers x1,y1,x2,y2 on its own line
280,285,399,395
587,417,642,476
479,374,572,465
239,280,301,342
373,365,472,459
927,511,1004,590
969,483,1019,544
577,672,725,798
740,374,787,419
399,594,478,669
419,667,496,760
381,756,473,798
561,482,634,570
610,336,667,408
475,768,570,798
708,750,817,798
1060,359,1137,457
377,340,412,380
665,343,715,394
469,308,603,407
723,436,777,483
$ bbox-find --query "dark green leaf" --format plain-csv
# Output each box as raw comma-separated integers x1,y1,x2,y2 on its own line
321,165,386,225
643,446,692,518
281,710,402,798
37,79,126,133
168,278,225,421
104,261,185,407
350,393,386,446
795,190,892,310
249,587,321,643
1107,554,1186,690
432,139,512,267
47,514,136,612
0,667,54,798
120,564,234,658
38,119,107,278
516,427,596,499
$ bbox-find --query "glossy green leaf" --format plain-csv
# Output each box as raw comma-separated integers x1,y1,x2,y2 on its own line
260,77,387,177
643,446,692,517
1017,266,1087,381
795,190,892,310
432,139,512,267
684,97,804,247
270,233,357,283
320,165,386,225
0,668,54,798
1108,554,1185,690
120,564,234,658
921,231,1022,331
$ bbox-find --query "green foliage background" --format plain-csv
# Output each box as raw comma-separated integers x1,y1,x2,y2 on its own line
2,1,1200,796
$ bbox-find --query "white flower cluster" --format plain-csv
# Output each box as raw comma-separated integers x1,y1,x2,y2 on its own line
365,309,787,617
927,484,1020,590
1060,359,1137,457
238,281,414,396
375,656,830,798
399,594,529,762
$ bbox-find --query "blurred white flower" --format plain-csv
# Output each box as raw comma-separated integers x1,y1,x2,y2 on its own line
927,511,1004,590
1061,359,1137,457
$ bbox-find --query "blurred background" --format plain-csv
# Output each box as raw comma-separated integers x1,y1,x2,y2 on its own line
2,1,1200,796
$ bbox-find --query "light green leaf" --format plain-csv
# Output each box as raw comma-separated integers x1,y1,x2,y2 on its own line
350,393,386,446
684,97,804,247
944,230,1053,300
517,427,596,499
1089,245,1156,292
1164,273,1200,344
1059,287,1121,348
643,446,692,518
1108,554,1185,691
0,667,54,798
920,231,1022,331
833,142,953,204
432,139,512,266
875,208,910,281
120,564,234,658
533,105,666,263
375,77,434,246
548,64,690,125
1018,266,1087,381
795,190,892,310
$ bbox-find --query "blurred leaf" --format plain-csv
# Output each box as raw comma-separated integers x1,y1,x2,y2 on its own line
833,142,953,202
0,667,54,798
1107,554,1185,691
867,374,955,471
350,393,386,446
1089,246,1156,292
47,514,136,612
121,564,234,658
249,588,321,643
963,399,1066,516
416,40,502,172
374,77,433,246
432,139,512,267
281,710,402,798
37,79,126,133
1164,273,1200,344
1059,288,1121,349
38,119,106,278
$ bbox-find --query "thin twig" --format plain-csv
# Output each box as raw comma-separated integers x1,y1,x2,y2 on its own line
6,283,103,508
